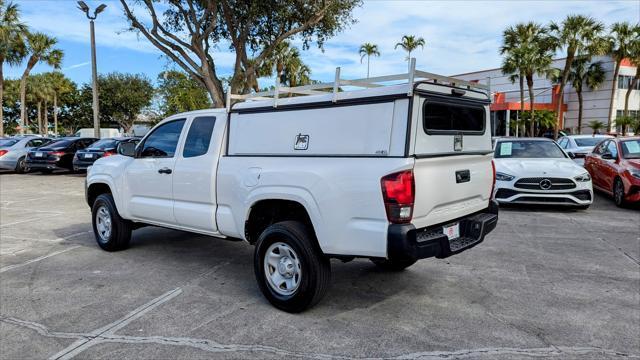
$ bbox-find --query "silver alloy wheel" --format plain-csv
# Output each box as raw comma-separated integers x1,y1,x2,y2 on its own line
95,205,112,242
264,242,302,296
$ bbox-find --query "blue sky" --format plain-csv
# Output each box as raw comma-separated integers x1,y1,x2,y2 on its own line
6,0,640,88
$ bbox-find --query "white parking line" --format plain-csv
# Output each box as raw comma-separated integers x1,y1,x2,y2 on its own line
0,246,81,273
0,217,54,228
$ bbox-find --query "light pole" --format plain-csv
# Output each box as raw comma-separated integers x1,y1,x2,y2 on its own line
77,1,106,139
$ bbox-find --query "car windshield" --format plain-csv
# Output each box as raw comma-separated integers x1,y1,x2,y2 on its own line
574,137,606,147
0,139,19,147
88,139,117,149
620,140,640,159
44,139,73,148
495,140,566,159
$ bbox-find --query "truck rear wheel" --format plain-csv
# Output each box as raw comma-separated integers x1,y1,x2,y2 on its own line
92,193,132,251
371,258,417,271
254,221,331,313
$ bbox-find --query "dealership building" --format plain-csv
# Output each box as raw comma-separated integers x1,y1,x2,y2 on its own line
453,55,639,136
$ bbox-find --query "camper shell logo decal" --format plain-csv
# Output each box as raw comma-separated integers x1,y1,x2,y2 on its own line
294,134,309,150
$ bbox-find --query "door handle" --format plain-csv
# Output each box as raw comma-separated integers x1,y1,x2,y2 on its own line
158,167,172,174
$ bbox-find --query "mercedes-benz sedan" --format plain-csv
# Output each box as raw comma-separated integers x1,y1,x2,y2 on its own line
492,138,593,208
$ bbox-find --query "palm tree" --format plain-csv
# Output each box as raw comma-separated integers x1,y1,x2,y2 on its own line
615,115,634,136
19,32,63,134
45,71,74,136
395,35,425,64
587,120,605,135
605,22,637,131
568,58,605,133
549,15,606,139
623,28,640,117
501,23,553,136
359,43,380,78
0,0,27,136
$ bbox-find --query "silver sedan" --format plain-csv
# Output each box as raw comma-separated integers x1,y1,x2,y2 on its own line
0,136,53,173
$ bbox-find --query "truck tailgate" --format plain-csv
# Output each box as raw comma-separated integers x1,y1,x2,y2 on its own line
411,154,493,228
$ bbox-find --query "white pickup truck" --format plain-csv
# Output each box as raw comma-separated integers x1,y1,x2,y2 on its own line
85,66,498,312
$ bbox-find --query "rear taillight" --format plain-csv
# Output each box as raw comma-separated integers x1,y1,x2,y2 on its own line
102,151,115,157
381,170,415,224
490,160,496,200
51,151,65,157
0,150,7,157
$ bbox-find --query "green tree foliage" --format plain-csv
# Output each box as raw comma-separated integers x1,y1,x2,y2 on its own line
587,120,605,135
501,22,554,136
0,0,27,135
80,73,154,134
568,58,605,133
605,22,639,130
548,15,606,138
517,110,557,136
19,32,63,133
394,35,425,62
157,70,212,117
121,0,361,106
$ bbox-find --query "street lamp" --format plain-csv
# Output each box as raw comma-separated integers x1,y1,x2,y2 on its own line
77,1,106,139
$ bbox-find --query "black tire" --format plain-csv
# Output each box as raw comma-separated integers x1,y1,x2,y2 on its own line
14,156,27,174
254,221,331,313
371,258,417,271
613,178,626,207
91,193,132,251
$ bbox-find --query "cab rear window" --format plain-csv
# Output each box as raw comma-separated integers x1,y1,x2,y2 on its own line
423,100,485,134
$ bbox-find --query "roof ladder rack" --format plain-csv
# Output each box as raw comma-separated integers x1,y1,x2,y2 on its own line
226,57,490,111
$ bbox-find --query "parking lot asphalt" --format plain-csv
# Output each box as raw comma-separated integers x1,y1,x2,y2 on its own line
0,172,639,359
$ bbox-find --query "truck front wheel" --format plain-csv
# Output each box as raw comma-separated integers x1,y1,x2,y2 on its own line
254,221,331,313
91,193,132,251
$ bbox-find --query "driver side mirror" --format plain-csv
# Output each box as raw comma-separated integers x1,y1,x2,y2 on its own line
567,152,576,159
601,153,615,160
117,142,137,157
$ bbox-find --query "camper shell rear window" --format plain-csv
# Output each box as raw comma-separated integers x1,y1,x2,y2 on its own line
422,99,485,135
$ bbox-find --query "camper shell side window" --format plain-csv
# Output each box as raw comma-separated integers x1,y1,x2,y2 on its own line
422,98,486,135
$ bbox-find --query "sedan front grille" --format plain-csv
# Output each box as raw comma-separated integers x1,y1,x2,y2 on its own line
514,177,576,190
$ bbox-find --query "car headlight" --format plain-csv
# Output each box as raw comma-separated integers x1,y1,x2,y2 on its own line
574,172,591,182
628,169,640,179
495,172,515,181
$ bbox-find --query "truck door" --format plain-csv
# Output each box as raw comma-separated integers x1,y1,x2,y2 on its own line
125,119,186,224
172,115,223,234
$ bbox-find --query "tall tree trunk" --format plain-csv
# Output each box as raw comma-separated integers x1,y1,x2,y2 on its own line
554,53,575,139
527,76,535,136
43,100,48,135
37,101,42,134
607,60,621,132
19,58,37,135
54,93,58,136
367,55,370,78
623,67,639,117
0,59,4,137
577,90,584,134
519,75,525,137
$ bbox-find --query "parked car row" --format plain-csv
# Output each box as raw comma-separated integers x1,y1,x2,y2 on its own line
0,135,139,174
491,135,639,208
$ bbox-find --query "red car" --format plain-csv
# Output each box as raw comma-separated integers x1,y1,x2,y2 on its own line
584,137,640,206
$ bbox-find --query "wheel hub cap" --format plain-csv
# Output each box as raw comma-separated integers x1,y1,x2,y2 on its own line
95,206,112,242
264,242,301,296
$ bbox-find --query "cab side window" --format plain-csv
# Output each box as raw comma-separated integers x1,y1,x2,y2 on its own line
140,119,186,158
593,141,607,155
183,116,216,158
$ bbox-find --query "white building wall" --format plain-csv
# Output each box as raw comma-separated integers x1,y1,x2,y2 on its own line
453,55,639,134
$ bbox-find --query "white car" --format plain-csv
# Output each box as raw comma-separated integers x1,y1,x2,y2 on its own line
493,138,593,208
557,134,613,165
